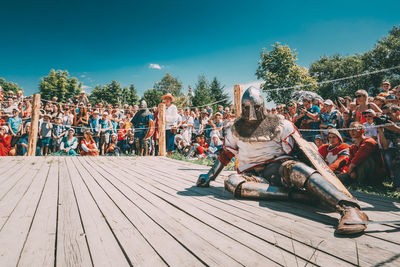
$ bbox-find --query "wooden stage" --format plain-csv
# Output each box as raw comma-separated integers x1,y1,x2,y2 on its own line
0,156,399,266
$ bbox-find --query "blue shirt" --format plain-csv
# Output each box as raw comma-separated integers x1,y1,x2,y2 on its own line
306,105,321,129
7,116,22,134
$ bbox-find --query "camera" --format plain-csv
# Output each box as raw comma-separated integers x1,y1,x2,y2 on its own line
373,115,391,126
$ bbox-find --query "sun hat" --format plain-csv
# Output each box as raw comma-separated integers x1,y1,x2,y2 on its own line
161,93,175,102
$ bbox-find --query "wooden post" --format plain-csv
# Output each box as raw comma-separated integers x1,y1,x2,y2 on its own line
233,84,243,170
158,103,166,156
27,94,41,156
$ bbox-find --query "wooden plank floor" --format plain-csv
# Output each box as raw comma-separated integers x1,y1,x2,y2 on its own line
0,156,399,267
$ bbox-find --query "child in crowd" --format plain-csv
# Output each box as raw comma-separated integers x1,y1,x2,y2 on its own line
40,114,53,156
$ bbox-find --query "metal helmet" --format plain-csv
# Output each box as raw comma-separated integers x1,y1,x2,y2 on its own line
139,100,147,109
241,86,265,121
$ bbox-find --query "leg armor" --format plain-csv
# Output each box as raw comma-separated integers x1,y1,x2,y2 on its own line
279,160,359,209
224,173,311,202
279,160,368,235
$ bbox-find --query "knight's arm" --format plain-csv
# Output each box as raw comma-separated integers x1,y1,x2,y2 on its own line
196,149,234,187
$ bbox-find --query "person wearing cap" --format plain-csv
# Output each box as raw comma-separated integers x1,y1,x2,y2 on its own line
320,99,339,136
99,112,112,155
52,115,66,152
56,128,78,156
313,134,324,148
40,114,53,156
362,109,378,141
78,90,89,105
381,81,391,95
89,110,101,148
338,122,385,186
7,108,23,148
297,97,321,141
0,125,12,156
318,129,350,174
162,93,178,155
217,105,225,115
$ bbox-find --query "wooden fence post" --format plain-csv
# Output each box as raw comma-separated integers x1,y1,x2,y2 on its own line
158,103,166,156
233,84,243,170
27,94,40,156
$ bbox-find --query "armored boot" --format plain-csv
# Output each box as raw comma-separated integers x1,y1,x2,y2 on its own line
196,158,224,187
280,161,369,235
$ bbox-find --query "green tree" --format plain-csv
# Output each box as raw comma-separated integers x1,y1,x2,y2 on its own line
143,88,163,108
210,77,230,108
88,81,124,105
362,25,400,95
192,75,213,107
256,43,317,104
39,69,82,102
0,78,23,95
154,73,183,96
121,83,139,105
309,55,365,99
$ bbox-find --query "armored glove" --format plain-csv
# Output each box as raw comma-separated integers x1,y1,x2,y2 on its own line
196,158,224,187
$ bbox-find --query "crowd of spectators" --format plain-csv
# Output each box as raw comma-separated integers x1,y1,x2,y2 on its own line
270,81,400,191
1,81,400,191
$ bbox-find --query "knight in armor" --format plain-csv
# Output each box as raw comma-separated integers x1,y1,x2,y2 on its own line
131,100,154,156
196,86,369,235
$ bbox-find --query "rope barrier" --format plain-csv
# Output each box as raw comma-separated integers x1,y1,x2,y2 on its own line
264,65,400,92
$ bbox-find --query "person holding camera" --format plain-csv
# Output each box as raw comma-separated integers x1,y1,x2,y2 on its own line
377,104,400,192
296,97,320,141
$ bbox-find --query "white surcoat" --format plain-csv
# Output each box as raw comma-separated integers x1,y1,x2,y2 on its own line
224,119,300,173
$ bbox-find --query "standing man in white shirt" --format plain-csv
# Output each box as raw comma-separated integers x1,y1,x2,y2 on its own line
162,93,179,156
181,108,194,145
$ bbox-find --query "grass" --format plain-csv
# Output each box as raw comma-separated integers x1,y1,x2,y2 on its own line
168,152,236,171
169,152,399,199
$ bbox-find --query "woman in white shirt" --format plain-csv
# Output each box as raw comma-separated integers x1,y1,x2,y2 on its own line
162,93,178,155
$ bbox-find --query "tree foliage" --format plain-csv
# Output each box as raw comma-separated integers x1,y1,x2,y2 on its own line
210,77,231,108
310,25,400,98
256,43,317,104
191,75,213,108
39,69,82,102
154,73,183,96
143,88,163,108
0,78,23,94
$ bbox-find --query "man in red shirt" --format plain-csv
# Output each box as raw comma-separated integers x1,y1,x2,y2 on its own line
339,122,385,185
318,129,350,174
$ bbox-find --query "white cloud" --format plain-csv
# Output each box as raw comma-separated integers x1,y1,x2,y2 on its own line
80,74,87,78
149,63,163,70
82,85,92,90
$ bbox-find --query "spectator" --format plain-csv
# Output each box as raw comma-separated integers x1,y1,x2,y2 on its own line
7,108,23,147
355,90,382,123
314,134,324,148
373,96,386,109
89,110,101,147
318,129,350,174
100,112,112,155
0,125,12,156
162,93,178,156
320,99,340,134
58,128,79,156
181,108,194,144
297,97,320,141
73,102,89,135
40,114,53,156
380,81,391,96
78,91,89,105
80,130,99,156
106,133,121,156
339,122,385,185
17,122,30,155
52,115,66,152
377,104,400,192
362,109,378,141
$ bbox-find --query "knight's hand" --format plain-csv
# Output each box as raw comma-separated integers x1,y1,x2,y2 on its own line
196,174,211,187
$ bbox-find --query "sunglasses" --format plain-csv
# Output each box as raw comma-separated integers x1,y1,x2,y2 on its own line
355,95,364,98
364,115,374,118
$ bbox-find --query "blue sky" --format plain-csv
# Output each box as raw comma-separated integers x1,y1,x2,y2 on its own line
1,0,399,98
